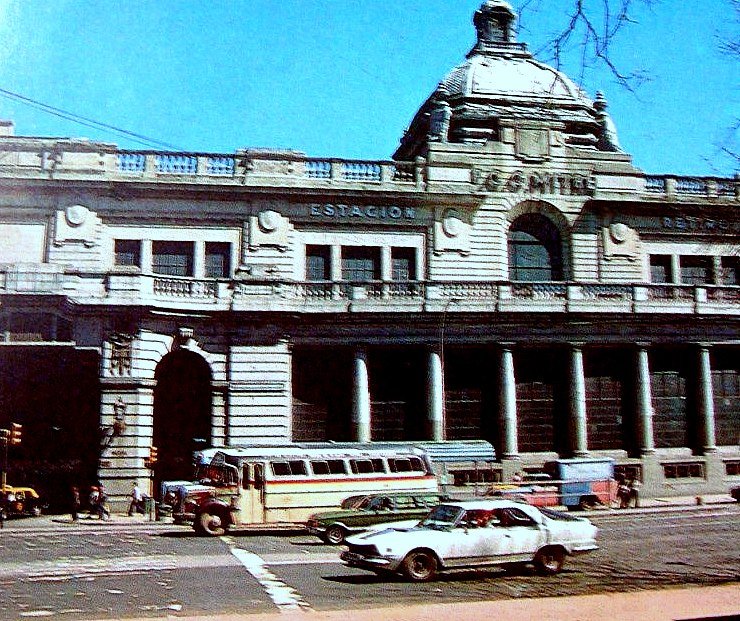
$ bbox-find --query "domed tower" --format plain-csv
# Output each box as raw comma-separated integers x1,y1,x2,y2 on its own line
393,1,624,161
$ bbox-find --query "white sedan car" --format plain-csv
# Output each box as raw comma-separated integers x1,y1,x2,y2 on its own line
340,498,598,581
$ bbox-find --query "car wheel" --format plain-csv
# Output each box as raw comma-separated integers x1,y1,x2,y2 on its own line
31,506,42,517
535,547,565,575
325,525,346,545
197,511,226,537
402,549,438,582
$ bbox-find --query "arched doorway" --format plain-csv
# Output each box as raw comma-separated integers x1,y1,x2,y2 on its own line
153,350,212,486
508,213,564,281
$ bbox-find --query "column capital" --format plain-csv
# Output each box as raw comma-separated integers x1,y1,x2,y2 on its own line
634,341,651,349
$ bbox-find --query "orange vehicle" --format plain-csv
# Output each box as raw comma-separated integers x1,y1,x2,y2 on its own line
1,485,44,519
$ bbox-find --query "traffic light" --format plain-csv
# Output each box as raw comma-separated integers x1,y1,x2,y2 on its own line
9,423,22,446
145,445,158,468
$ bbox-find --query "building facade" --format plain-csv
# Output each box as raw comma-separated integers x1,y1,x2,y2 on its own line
0,2,737,506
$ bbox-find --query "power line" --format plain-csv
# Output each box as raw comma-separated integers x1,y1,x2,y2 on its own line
0,87,186,151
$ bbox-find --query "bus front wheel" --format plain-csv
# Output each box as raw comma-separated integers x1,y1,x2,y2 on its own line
197,511,227,536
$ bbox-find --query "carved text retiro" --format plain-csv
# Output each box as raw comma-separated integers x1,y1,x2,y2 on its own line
475,169,596,196
309,203,416,220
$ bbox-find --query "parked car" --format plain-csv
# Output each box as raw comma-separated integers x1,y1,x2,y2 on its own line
306,492,447,544
340,498,599,581
1,486,44,519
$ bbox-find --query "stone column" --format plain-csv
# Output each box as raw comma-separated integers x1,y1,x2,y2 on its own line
426,347,445,441
697,344,717,453
352,348,371,443
499,344,519,458
671,255,681,283
193,241,205,278
568,344,588,457
330,245,342,281
142,240,153,273
635,345,655,454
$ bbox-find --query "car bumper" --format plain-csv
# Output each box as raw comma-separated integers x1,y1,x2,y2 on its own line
340,550,401,572
306,525,327,537
570,543,599,555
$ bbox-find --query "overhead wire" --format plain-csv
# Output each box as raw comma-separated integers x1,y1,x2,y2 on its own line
0,86,185,151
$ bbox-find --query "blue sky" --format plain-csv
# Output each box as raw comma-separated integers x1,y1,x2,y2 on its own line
0,0,737,176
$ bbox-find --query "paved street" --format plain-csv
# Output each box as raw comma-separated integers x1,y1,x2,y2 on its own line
0,504,738,620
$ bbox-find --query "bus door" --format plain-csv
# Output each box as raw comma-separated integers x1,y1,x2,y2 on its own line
240,462,266,524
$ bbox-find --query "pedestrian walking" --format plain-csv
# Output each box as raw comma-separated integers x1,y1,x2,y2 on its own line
128,481,145,516
628,476,641,508
97,484,110,520
70,486,81,522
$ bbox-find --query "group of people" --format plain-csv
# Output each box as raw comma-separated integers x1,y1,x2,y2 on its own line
70,481,150,520
70,484,110,521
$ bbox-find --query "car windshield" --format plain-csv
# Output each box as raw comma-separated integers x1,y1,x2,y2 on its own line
419,504,464,530
366,496,393,511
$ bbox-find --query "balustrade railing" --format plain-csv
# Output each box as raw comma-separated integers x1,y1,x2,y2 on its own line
153,276,217,299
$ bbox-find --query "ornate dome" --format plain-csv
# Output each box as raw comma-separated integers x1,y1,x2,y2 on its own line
393,1,620,160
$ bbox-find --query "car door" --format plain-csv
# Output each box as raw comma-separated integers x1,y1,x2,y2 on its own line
442,510,501,567
493,507,546,561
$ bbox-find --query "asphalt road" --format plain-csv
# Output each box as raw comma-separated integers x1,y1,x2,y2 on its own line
0,505,738,620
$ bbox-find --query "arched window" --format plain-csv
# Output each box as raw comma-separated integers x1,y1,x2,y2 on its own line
508,213,563,281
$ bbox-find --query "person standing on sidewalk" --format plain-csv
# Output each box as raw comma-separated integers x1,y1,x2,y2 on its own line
70,486,81,522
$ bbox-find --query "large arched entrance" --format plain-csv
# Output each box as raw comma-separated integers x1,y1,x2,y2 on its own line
153,350,212,486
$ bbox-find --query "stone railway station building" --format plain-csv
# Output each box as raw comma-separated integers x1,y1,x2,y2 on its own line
0,1,737,506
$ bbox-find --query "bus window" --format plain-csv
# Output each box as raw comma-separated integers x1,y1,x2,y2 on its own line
350,459,387,474
271,460,308,476
390,458,411,473
242,464,251,489
310,459,348,475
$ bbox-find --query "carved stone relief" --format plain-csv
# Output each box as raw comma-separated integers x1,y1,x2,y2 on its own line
602,222,639,261
248,210,289,252
54,204,101,247
109,332,134,376
433,207,471,255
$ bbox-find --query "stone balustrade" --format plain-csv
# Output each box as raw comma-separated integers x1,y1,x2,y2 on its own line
0,140,736,198
0,269,731,317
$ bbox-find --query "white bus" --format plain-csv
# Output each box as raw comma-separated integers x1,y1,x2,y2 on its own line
179,444,440,535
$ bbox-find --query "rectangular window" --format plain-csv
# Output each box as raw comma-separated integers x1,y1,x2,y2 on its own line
649,255,672,283
391,248,416,281
310,459,347,475
342,247,380,282
350,458,386,474
152,241,194,277
114,240,141,268
680,256,712,285
306,245,331,281
719,256,738,285
725,461,740,476
662,462,705,479
271,460,307,476
205,242,231,278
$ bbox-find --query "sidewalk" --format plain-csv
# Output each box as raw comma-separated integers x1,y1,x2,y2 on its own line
1,492,735,531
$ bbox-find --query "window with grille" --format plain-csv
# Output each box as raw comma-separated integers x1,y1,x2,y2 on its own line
680,256,712,285
663,462,704,479
205,242,231,278
650,255,672,283
391,248,416,281
306,245,331,280
152,241,194,276
342,247,380,282
114,240,141,268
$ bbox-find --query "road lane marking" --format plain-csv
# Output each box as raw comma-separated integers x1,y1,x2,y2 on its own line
223,537,313,613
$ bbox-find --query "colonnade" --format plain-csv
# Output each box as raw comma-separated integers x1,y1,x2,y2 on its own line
348,343,720,456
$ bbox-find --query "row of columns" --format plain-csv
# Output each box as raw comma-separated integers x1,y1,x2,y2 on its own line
349,343,719,455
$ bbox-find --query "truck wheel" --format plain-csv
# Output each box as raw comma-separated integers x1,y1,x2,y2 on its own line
197,511,226,536
402,549,438,582
535,547,565,575
325,525,346,545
